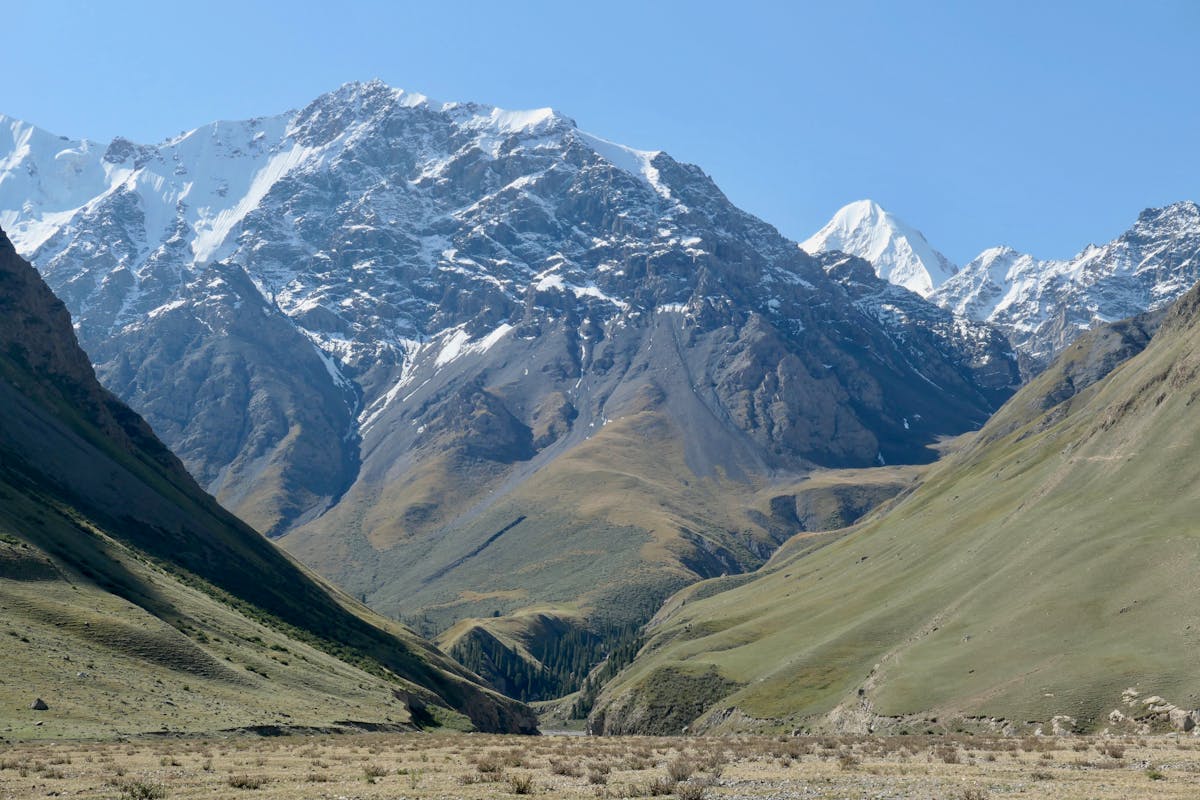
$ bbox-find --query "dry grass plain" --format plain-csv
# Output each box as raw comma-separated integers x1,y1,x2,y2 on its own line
1,732,1198,800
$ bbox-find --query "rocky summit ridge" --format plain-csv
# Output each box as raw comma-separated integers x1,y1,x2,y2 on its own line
932,200,1200,372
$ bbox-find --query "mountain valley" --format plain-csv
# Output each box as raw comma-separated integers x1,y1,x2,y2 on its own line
0,83,1025,703
3,80,1199,736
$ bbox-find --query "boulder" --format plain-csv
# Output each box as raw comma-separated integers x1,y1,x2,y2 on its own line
1168,708,1196,733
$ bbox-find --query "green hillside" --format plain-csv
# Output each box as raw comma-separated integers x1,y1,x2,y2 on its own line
592,287,1200,735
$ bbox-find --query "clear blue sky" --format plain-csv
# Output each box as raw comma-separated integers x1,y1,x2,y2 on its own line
4,0,1198,264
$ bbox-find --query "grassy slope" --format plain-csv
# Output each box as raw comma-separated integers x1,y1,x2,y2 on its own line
0,380,534,737
364,404,752,699
0,497,424,740
0,391,538,736
593,288,1200,735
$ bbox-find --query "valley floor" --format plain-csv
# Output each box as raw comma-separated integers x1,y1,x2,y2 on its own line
0,732,1197,799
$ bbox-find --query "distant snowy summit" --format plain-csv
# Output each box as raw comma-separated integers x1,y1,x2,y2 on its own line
804,198,1200,371
800,199,957,297
932,200,1200,369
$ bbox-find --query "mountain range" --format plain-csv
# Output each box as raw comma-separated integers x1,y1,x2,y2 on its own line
803,199,1200,373
0,82,1021,697
4,82,1199,720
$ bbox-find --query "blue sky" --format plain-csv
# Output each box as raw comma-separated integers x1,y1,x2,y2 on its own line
4,0,1197,263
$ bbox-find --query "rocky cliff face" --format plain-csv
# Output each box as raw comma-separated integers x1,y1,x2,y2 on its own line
0,226,184,478
0,82,1020,640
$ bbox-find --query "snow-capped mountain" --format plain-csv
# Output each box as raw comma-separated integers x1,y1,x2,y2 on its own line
932,201,1200,371
0,81,1019,643
800,199,958,296
801,198,1200,372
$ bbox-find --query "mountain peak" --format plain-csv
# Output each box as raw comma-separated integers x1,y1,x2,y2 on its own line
1133,200,1200,235
321,79,574,134
974,245,1024,263
328,78,427,105
287,79,578,154
839,198,887,221
930,199,1200,371
800,199,957,297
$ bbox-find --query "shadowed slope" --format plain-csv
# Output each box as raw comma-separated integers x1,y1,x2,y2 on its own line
0,227,535,737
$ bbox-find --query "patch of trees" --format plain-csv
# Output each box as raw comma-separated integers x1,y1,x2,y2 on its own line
449,623,642,705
